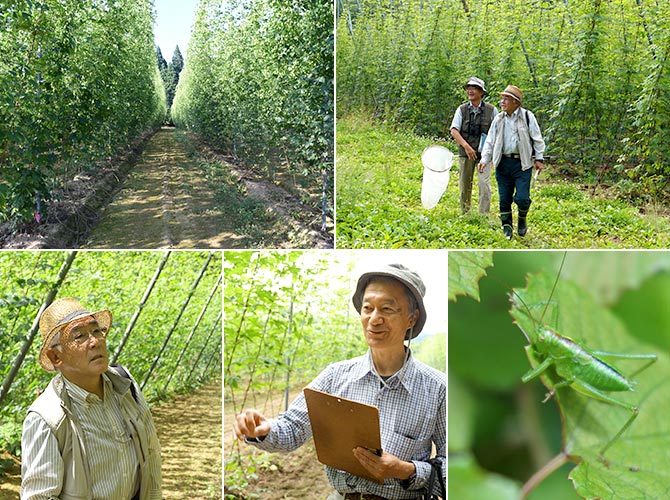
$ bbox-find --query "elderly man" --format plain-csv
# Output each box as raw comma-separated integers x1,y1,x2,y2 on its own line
450,77,498,215
234,264,446,500
479,85,546,239
21,297,162,500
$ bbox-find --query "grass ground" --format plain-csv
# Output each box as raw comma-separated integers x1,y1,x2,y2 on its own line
336,114,670,248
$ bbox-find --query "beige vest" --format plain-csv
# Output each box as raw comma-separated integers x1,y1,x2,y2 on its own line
491,108,535,170
27,368,162,500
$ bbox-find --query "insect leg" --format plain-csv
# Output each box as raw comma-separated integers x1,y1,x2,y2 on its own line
541,377,575,403
590,351,658,378
569,379,639,457
521,356,554,383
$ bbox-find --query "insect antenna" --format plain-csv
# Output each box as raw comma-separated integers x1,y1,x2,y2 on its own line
506,252,567,343
538,252,567,326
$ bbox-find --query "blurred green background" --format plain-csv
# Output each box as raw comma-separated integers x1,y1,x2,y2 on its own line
448,250,670,499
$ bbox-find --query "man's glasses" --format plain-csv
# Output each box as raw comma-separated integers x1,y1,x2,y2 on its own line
52,327,107,347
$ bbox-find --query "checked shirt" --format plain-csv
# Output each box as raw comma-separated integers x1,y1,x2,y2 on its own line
248,350,446,499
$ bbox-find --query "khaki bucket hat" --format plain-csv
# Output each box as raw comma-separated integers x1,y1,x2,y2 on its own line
352,264,427,339
500,85,523,102
38,297,112,371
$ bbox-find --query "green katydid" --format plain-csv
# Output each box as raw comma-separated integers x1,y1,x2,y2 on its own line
511,253,658,459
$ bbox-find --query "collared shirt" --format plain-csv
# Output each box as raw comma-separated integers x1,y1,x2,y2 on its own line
449,101,498,131
483,107,545,159
22,374,139,500
248,350,446,499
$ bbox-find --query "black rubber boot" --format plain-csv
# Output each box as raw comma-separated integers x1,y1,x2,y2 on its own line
518,209,529,237
501,211,513,240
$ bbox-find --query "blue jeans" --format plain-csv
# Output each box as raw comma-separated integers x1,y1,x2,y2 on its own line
496,156,532,215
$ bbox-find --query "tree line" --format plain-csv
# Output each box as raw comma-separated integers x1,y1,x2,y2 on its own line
0,0,166,226
336,0,670,201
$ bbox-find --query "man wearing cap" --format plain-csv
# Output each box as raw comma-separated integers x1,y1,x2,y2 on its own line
450,77,498,215
21,297,162,500
479,84,546,239
234,264,446,500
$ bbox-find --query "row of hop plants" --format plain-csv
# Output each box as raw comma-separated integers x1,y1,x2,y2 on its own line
0,0,166,226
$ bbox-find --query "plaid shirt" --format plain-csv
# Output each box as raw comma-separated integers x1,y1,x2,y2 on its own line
248,350,446,499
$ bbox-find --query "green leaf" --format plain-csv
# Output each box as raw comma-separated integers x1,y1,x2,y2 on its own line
448,453,521,500
448,251,493,302
447,371,475,452
510,271,670,500
563,253,670,306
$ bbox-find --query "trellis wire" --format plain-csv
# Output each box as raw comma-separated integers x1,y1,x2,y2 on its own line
112,251,171,363
140,251,215,390
0,251,77,408
186,311,222,385
162,272,222,393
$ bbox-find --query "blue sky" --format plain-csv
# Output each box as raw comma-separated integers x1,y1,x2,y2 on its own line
154,0,200,61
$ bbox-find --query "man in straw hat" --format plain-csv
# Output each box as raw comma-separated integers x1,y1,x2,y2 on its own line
234,264,445,500
450,77,498,215
479,84,546,239
21,297,162,500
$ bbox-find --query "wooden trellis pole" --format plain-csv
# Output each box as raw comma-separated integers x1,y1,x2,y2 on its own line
140,252,215,390
162,272,222,393
0,251,77,408
112,251,171,364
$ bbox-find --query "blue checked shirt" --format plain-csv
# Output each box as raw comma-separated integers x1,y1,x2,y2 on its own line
248,350,446,499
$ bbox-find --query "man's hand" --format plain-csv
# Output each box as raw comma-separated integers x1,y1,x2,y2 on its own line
465,144,478,161
535,160,544,172
233,409,271,441
352,447,415,482
478,161,488,173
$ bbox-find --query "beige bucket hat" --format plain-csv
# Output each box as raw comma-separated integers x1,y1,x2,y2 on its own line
500,85,523,102
463,77,487,94
38,297,112,371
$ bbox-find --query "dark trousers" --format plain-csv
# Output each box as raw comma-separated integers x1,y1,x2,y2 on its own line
495,156,532,214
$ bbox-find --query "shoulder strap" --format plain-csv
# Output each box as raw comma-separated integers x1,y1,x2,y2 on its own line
109,363,139,403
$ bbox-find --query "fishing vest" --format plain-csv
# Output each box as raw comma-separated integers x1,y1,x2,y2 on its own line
458,102,495,158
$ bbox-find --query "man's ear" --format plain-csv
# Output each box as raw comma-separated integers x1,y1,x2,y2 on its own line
409,308,419,326
46,347,63,369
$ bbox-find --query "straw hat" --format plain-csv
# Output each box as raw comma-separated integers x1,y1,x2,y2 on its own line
38,297,112,371
463,77,487,94
500,85,523,102
352,264,427,339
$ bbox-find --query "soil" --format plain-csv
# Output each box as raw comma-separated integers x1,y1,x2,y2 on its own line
153,378,222,499
0,128,333,249
0,378,222,500
224,389,331,500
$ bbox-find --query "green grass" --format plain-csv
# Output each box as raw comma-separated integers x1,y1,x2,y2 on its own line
336,114,670,248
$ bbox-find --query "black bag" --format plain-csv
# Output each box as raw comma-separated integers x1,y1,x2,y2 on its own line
423,458,445,500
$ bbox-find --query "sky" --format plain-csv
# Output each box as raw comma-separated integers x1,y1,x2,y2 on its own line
153,0,200,61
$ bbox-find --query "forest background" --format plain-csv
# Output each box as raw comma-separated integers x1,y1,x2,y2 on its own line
336,0,670,248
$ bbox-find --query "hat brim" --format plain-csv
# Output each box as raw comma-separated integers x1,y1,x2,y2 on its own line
500,91,522,102
39,309,112,371
463,84,487,94
353,272,426,339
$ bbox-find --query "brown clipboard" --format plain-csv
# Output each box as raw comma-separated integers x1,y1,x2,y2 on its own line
304,388,383,484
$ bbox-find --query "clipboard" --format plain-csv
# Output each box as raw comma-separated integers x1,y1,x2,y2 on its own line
304,388,383,484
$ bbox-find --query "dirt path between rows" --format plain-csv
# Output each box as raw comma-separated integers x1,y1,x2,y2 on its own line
0,378,222,500
224,389,331,499
153,377,222,499
84,128,245,248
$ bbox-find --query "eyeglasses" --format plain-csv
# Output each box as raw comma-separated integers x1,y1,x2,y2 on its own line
52,327,107,347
